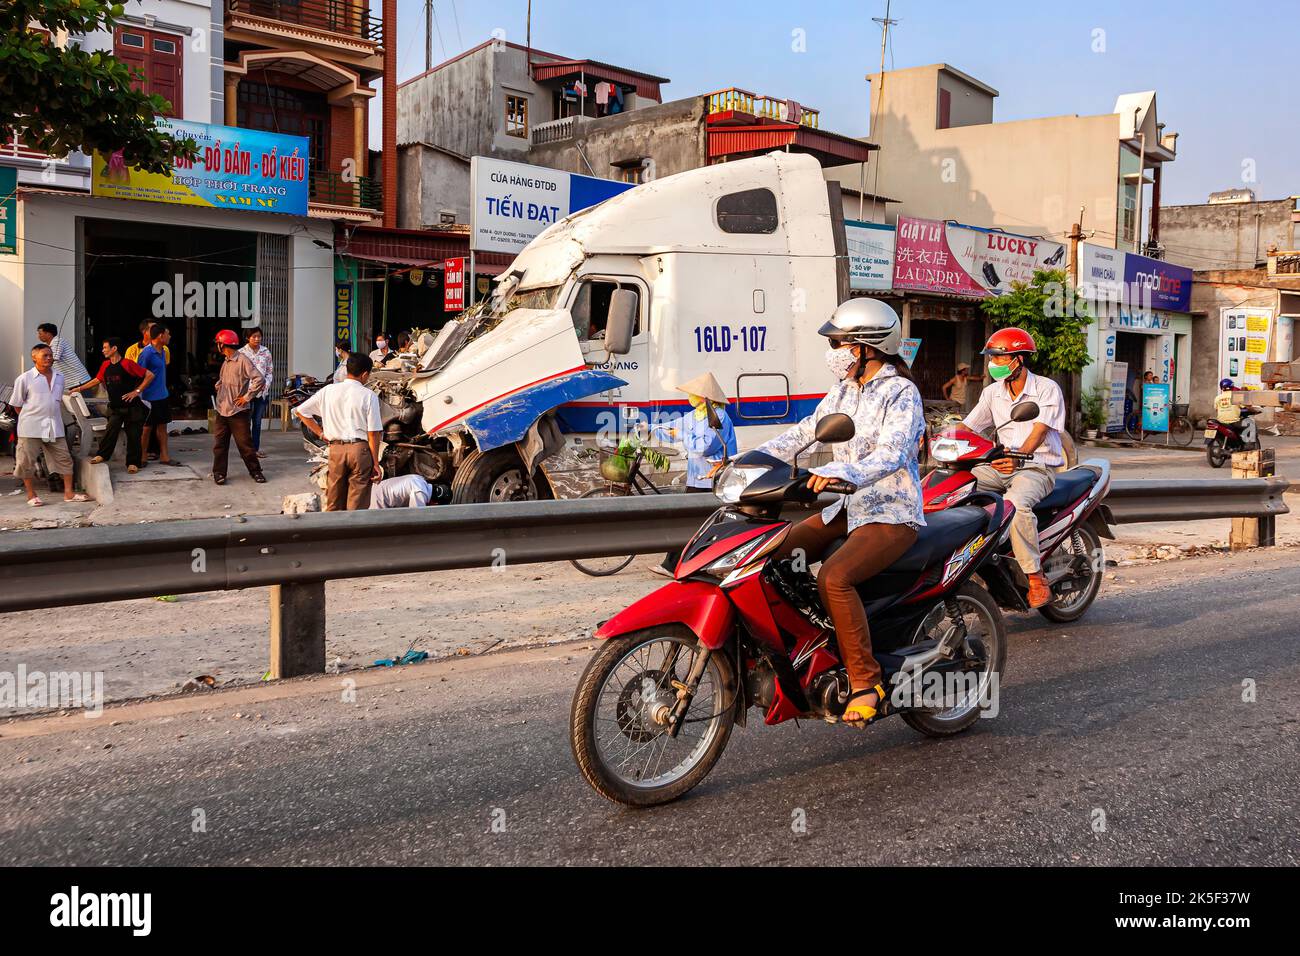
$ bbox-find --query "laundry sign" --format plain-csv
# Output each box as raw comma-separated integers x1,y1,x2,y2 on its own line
893,216,1066,298
470,156,634,254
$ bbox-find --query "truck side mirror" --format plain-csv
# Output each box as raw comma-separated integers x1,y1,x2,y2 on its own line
603,289,636,355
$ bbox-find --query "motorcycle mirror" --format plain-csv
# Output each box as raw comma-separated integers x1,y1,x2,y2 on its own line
814,413,856,445
602,290,637,355
706,402,722,432
1009,402,1040,423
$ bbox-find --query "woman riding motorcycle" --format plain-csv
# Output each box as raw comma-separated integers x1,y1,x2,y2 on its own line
757,298,926,726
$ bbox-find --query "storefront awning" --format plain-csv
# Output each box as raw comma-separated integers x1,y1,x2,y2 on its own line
341,228,512,274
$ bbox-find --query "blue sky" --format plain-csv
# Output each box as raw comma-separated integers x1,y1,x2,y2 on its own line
387,0,1296,206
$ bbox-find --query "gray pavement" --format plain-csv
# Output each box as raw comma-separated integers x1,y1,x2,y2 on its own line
2,547,1296,866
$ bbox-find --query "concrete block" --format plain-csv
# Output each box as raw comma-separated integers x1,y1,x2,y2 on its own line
282,492,320,514
76,459,113,506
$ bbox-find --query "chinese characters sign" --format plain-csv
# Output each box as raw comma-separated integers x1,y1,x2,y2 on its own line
892,216,1066,297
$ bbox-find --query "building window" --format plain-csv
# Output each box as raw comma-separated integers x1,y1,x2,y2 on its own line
238,80,327,182
614,160,646,185
716,188,779,234
1117,144,1141,249
505,95,528,138
113,26,182,117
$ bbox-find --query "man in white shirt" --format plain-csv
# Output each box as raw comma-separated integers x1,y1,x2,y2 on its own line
961,327,1064,608
10,344,90,506
370,473,434,509
369,335,395,368
36,323,91,389
293,352,383,510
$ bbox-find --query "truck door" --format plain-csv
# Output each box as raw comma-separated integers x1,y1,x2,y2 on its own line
564,275,650,438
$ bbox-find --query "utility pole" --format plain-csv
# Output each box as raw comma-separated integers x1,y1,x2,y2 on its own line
425,0,432,72
868,0,897,223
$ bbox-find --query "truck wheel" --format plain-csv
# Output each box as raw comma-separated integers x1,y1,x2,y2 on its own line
450,447,545,504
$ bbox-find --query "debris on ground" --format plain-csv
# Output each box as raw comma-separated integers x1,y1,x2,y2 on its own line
373,649,429,667
282,493,321,514
180,675,217,692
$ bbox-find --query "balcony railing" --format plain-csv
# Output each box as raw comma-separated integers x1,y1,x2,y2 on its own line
227,0,383,43
706,88,820,128
310,170,381,210
530,116,579,147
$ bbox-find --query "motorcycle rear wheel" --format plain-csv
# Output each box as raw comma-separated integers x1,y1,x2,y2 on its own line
901,583,1005,738
571,626,736,806
1206,437,1227,468
1037,523,1104,624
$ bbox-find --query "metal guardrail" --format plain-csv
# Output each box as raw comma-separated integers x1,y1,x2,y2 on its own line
0,479,1288,677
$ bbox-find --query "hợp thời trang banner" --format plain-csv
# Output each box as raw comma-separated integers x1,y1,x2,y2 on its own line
92,118,310,216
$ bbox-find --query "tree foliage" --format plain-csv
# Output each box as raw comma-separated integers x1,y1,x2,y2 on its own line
0,0,195,173
980,268,1094,377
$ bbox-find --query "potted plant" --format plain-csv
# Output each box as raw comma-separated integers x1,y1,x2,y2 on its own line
1080,385,1109,440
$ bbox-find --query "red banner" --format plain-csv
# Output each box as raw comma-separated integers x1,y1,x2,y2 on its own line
444,257,465,312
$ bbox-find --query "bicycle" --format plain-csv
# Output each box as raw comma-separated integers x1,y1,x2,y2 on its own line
1124,396,1193,446
569,440,677,577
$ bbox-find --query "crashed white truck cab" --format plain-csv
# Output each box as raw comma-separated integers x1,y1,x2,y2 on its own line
381,151,851,504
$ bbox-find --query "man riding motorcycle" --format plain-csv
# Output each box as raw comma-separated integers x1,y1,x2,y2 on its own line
960,327,1065,609
755,298,926,726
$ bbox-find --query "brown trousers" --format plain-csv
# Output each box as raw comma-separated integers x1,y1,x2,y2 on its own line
212,412,261,480
775,510,917,689
326,442,373,511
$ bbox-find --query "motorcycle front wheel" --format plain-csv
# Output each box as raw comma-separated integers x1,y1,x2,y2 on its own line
901,583,1006,738
571,626,736,806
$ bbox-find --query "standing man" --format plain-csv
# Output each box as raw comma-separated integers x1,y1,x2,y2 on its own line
35,323,91,390
293,353,382,510
211,329,266,485
942,362,972,407
10,344,91,506
961,327,1064,608
70,337,153,474
137,323,182,467
240,326,274,458
126,319,170,365
369,334,395,367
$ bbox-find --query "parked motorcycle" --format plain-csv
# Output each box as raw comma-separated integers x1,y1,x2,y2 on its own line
570,413,1014,806
921,403,1113,624
1204,413,1258,468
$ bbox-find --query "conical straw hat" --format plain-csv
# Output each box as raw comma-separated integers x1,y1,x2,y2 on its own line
673,372,728,404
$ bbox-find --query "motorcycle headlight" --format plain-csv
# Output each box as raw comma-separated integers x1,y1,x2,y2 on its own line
704,534,769,578
713,465,767,504
931,438,977,463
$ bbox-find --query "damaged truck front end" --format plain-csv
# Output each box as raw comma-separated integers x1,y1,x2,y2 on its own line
334,265,633,505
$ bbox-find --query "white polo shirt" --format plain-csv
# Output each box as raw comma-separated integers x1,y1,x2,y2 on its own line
370,474,433,508
293,378,381,441
11,367,66,441
965,370,1065,467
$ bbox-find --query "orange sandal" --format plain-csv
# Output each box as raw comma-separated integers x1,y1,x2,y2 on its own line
842,683,887,726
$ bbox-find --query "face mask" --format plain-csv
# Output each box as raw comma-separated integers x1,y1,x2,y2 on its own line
988,358,1017,381
687,395,708,420
825,346,859,381
376,340,388,351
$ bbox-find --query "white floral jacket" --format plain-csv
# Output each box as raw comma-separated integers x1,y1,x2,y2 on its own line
754,363,926,532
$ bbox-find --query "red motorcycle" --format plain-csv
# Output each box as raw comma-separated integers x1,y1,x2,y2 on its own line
921,403,1114,624
571,413,1015,806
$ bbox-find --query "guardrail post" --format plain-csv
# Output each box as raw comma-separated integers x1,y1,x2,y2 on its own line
1230,449,1276,549
269,581,326,679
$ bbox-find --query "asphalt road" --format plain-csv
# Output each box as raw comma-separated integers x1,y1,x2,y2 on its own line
1,548,1297,866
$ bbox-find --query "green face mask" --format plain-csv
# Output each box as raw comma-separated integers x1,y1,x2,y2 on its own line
988,359,1016,381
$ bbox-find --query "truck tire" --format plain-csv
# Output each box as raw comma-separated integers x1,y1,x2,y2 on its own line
450,446,546,504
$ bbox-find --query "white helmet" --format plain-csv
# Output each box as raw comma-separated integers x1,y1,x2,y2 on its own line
818,298,903,356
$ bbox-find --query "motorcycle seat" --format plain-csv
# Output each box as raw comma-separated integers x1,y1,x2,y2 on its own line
1033,468,1097,514
821,505,989,573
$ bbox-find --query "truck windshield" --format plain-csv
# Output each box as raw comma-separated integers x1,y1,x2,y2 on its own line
492,285,561,316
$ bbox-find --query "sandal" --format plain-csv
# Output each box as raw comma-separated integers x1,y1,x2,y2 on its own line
27,496,44,507
841,683,887,726
89,456,106,465
127,465,139,474
64,493,92,503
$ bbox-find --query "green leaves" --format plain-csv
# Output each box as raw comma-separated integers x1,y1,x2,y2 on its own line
1,0,195,174
980,268,1094,378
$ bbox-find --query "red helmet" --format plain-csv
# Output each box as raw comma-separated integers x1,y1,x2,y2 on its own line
981,327,1037,356
215,329,240,347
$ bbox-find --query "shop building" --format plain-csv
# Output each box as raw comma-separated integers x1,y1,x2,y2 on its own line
1184,250,1300,422
1,0,394,405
